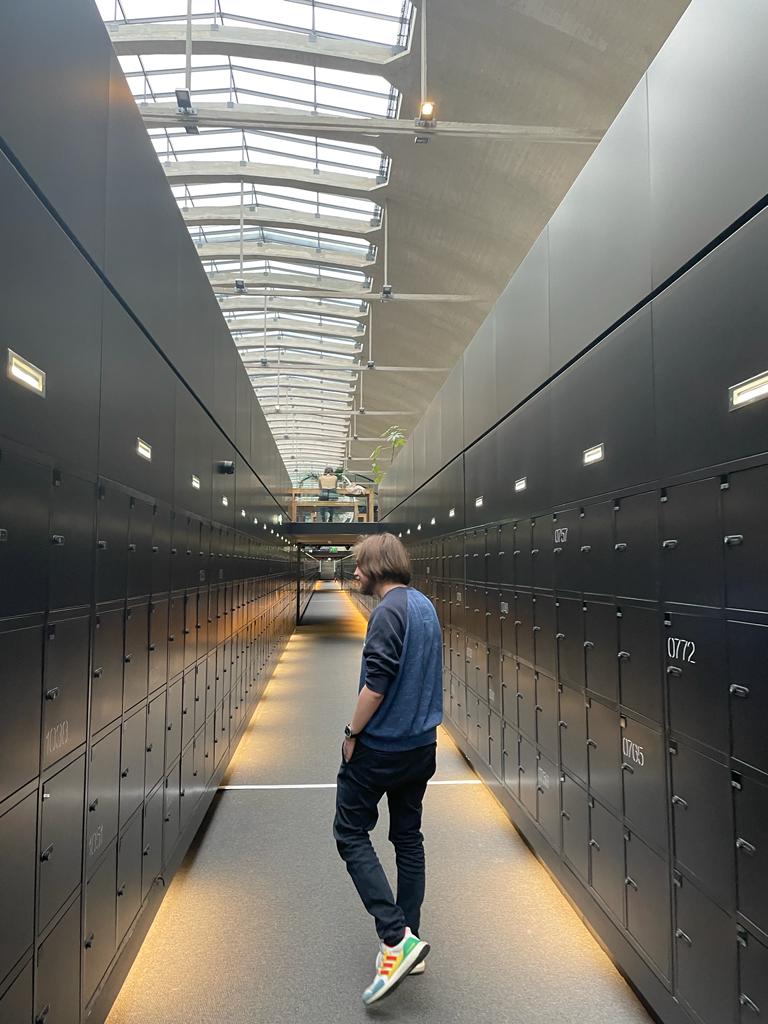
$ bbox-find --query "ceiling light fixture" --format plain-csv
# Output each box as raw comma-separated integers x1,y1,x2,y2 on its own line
729,370,768,410
136,438,152,461
515,477,527,493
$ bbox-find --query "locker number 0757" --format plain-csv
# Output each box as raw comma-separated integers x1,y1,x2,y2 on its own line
667,637,696,664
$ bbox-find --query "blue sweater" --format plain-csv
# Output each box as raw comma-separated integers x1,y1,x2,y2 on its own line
358,586,443,751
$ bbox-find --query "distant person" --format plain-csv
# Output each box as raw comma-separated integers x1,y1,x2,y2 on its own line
333,533,443,1005
318,466,338,523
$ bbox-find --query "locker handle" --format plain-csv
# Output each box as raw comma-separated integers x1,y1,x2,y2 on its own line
149,643,156,652
171,547,178,555
614,542,627,552
666,666,683,677
618,650,631,661
93,667,103,678
514,620,522,627
518,766,526,774
513,550,521,557
167,722,173,731
128,543,137,552
662,539,678,550
40,844,54,862
152,545,159,553
553,547,563,555
146,743,153,753
740,994,760,1014
533,625,542,632
45,687,60,702
672,795,688,810
675,929,692,947
97,539,108,550
51,534,65,546
588,839,600,851
169,635,176,642
558,720,567,729
730,684,750,698
621,763,634,775
556,632,565,640
625,876,638,891
561,810,571,821
35,1005,50,1024
183,628,191,635
117,884,126,897
736,837,757,856
535,704,543,713
536,785,544,794
143,844,151,857
124,654,132,664
587,739,598,749
485,611,492,617
89,798,99,812
583,641,595,649
580,545,591,554
724,534,744,547
121,768,130,778
84,933,95,949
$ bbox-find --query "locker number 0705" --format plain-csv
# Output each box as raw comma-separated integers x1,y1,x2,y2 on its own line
667,637,696,664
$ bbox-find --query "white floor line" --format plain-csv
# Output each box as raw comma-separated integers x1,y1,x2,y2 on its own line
219,779,483,791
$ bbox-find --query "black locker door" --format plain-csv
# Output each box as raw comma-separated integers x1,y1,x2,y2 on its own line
0,959,32,1023
513,521,532,589
589,800,625,923
739,931,768,1023
486,526,500,585
142,782,164,901
620,715,667,851
151,503,172,598
119,708,146,827
86,726,120,875
194,660,207,736
0,792,36,984
728,618,768,774
92,606,123,734
723,466,768,613
734,768,768,936
581,501,614,598
148,596,168,694
49,471,94,611
516,663,536,742
116,809,143,944
531,515,554,591
181,667,196,751
502,723,518,798
556,597,585,689
36,897,81,1024
534,594,557,677
618,605,664,724
163,762,181,861
183,588,198,670
95,483,129,604
584,601,619,704
0,621,42,804
39,754,85,929
536,672,559,761
0,451,50,618
516,592,535,666
500,653,516,725
661,479,722,608
165,677,183,769
671,742,735,910
559,684,588,784
123,600,149,712
675,876,738,1024
489,711,503,779
197,586,210,658
665,611,729,754
167,592,185,680
497,523,514,587
42,614,89,769
487,645,501,712
553,508,581,594
499,590,515,654
562,774,589,882
144,690,166,795
625,831,671,980
537,753,559,844
587,699,622,813
615,491,659,601
83,839,117,1005
518,736,538,818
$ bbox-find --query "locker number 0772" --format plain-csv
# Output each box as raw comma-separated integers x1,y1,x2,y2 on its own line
667,637,696,664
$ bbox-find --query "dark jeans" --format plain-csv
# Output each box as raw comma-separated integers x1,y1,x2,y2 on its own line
333,741,437,946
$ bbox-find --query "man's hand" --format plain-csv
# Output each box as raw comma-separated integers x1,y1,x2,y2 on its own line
342,736,357,764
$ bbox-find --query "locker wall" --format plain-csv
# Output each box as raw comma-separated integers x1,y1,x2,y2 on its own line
380,3,768,1023
0,6,298,1023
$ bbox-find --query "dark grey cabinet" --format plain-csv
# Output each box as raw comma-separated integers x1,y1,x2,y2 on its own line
39,755,85,929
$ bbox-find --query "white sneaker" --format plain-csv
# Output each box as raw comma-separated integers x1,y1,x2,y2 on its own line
363,928,430,1005
376,951,426,974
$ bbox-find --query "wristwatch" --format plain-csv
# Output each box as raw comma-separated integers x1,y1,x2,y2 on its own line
344,724,359,739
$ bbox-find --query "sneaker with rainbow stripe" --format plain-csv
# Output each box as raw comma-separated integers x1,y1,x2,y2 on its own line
362,928,430,1005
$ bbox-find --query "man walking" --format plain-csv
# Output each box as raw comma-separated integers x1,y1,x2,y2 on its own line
333,533,443,1005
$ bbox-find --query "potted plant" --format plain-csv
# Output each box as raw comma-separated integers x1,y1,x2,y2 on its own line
370,425,407,485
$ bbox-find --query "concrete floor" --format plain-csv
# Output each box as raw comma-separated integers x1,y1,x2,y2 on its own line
107,587,651,1024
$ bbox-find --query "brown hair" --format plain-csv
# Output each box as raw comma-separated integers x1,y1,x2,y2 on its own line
353,532,411,586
